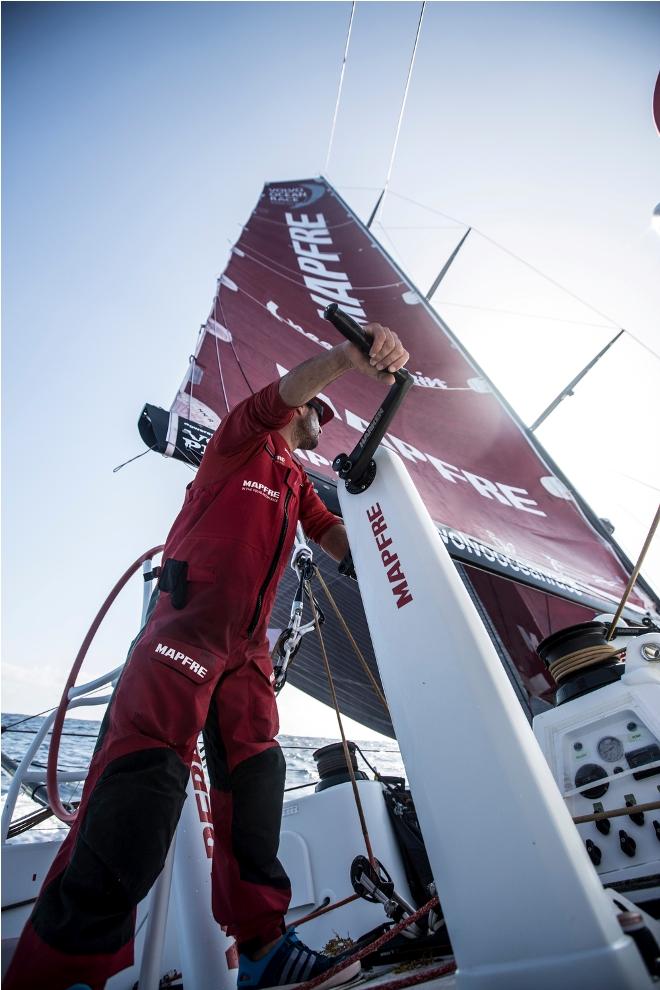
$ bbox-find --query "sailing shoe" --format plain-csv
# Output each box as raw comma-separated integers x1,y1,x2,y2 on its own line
237,929,360,990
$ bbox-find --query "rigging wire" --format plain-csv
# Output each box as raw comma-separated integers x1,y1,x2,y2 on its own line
374,220,411,270
430,299,612,330
324,1,356,174
386,187,660,362
367,1,426,228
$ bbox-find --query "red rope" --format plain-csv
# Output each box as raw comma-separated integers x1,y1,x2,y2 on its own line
287,893,361,931
366,962,457,990
292,896,446,990
46,546,164,823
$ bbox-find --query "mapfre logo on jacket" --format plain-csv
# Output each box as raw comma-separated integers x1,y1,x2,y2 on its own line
242,479,280,502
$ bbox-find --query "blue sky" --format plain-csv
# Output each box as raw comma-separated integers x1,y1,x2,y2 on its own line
2,2,659,733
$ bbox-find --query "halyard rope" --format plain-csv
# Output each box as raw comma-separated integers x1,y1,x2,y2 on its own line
314,566,390,714
307,579,378,870
548,644,624,683
291,895,447,990
606,503,660,640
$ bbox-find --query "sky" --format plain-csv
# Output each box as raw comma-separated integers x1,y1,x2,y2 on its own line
2,1,659,737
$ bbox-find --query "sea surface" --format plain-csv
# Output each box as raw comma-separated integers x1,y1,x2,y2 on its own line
1,712,405,843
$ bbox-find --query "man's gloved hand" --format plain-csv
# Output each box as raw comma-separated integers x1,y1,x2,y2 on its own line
338,550,357,581
291,543,313,574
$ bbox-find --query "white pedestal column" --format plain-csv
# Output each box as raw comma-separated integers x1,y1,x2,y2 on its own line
339,447,651,990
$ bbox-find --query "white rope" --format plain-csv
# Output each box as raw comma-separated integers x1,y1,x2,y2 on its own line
324,1,356,174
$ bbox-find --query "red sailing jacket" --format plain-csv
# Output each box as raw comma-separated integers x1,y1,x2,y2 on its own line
160,382,340,643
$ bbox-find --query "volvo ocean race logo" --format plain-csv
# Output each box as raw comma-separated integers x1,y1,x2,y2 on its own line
268,182,326,208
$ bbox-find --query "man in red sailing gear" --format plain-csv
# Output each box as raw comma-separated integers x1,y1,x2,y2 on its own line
5,324,409,990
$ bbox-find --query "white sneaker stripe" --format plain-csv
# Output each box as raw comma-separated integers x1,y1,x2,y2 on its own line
291,950,311,983
281,947,301,985
300,954,317,982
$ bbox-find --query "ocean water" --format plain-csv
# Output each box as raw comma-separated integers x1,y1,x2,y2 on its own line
1,712,405,843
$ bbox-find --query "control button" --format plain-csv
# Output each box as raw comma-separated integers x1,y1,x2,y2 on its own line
624,795,644,827
585,839,602,866
627,721,637,732
596,817,611,836
574,763,609,799
573,742,583,751
619,830,637,857
653,820,660,841
613,766,624,774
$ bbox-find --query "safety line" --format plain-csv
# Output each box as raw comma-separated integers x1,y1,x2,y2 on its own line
324,1,356,174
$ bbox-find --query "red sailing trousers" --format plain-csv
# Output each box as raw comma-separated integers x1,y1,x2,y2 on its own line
5,383,339,990
4,592,291,990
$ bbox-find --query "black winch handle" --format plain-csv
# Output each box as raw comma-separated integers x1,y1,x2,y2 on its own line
324,303,408,387
324,304,414,493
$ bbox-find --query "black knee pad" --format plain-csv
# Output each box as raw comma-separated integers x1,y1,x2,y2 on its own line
32,747,189,954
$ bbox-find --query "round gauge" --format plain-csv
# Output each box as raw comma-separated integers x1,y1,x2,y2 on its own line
597,736,624,763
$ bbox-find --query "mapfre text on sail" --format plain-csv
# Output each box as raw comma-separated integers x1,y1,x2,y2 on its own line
286,212,368,324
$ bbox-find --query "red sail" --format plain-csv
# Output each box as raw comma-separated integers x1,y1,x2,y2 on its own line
166,178,653,614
